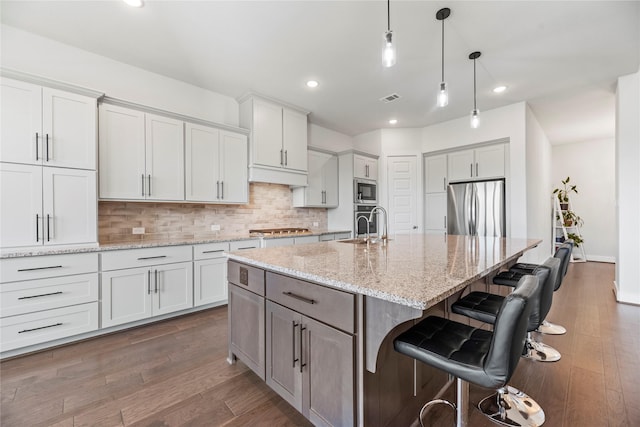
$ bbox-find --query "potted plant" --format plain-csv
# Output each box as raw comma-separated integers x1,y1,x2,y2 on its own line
566,232,584,247
553,177,578,210
558,210,583,227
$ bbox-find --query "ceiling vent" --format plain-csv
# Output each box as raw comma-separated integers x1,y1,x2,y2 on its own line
379,93,401,103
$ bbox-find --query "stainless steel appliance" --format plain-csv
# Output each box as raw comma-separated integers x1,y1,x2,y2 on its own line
354,179,377,204
447,179,506,237
354,205,378,236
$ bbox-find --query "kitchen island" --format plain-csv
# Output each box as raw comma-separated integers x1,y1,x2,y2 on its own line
226,234,540,427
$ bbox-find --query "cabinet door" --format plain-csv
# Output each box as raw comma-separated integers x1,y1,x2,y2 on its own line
424,192,447,234
475,144,505,179
98,104,145,199
365,158,378,181
353,155,367,179
43,168,97,246
42,88,96,170
145,114,184,201
266,301,303,411
0,78,42,165
306,151,325,206
0,163,42,248
425,154,448,193
253,99,283,168
229,284,265,379
304,316,354,427
447,149,474,182
323,154,339,207
101,267,153,328
220,131,248,203
153,262,193,316
194,258,227,307
282,108,308,172
185,123,220,202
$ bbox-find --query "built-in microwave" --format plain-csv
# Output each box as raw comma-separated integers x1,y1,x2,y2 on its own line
354,179,377,204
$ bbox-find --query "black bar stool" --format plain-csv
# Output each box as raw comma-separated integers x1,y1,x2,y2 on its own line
494,241,573,335
394,275,538,427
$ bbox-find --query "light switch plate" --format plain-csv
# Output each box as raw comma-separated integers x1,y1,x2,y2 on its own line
132,227,145,234
210,224,221,231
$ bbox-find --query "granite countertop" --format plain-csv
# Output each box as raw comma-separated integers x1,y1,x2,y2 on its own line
227,234,541,310
0,229,351,259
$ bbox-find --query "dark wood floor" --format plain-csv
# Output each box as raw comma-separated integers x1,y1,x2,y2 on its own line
1,262,638,427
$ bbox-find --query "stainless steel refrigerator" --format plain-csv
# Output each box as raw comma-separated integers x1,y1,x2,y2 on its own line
447,179,506,237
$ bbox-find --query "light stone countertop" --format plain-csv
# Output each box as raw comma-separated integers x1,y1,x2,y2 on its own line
227,234,542,310
0,230,351,259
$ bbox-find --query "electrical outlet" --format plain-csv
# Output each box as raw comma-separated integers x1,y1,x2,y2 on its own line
313,222,319,227
210,224,221,231
132,227,145,235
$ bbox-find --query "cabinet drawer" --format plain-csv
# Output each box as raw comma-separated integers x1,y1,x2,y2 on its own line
194,242,229,260
1,273,98,318
1,253,98,283
101,246,192,271
294,235,319,245
266,272,355,333
0,302,99,352
229,239,260,251
228,261,264,296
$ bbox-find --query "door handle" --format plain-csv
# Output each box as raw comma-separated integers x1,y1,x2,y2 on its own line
148,175,152,196
154,269,159,293
216,181,220,199
36,214,40,243
141,174,145,197
221,181,224,199
475,162,479,177
45,134,50,162
46,214,51,242
443,177,446,191
284,150,288,166
299,325,307,373
280,149,284,166
292,321,299,368
470,163,473,177
148,270,152,294
35,133,39,161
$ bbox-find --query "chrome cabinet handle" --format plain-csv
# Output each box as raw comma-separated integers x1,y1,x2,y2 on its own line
36,214,40,242
18,291,63,300
443,177,446,191
45,134,50,162
137,255,167,260
221,181,224,199
154,269,159,293
280,149,284,166
284,150,288,166
148,175,151,196
202,249,224,254
216,181,220,199
470,163,473,177
292,321,299,368
19,323,62,334
236,246,255,250
17,265,62,272
282,291,316,305
141,174,145,197
35,133,39,161
299,325,307,373
148,270,152,294
46,214,51,242
476,162,479,177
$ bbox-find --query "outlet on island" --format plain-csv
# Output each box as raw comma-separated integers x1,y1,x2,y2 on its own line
132,227,145,235
210,224,221,231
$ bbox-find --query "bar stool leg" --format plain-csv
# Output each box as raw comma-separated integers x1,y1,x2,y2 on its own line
456,378,469,427
478,385,545,427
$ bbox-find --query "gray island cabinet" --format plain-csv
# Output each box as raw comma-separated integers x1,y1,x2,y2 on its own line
227,234,541,427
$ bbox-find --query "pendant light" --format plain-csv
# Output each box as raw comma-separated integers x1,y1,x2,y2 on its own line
469,51,481,128
436,8,451,107
382,0,396,68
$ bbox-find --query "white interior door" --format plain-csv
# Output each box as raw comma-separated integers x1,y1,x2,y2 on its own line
387,156,418,235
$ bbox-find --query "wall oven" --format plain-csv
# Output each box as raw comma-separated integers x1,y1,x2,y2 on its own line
354,179,377,204
354,205,378,236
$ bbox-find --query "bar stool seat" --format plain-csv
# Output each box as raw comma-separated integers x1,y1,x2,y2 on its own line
394,275,538,427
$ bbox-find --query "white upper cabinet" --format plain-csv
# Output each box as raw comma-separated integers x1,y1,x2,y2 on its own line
0,163,96,248
292,150,338,208
1,78,97,170
99,104,184,201
424,154,448,193
185,123,248,204
353,154,378,180
447,144,505,182
239,94,309,186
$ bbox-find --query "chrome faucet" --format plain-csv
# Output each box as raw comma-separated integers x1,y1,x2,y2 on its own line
369,206,389,243
356,215,370,242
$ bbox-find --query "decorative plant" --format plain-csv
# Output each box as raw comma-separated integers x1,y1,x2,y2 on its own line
566,232,584,247
558,210,583,227
553,176,578,205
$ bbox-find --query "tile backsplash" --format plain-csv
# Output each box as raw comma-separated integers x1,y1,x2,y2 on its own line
99,183,328,243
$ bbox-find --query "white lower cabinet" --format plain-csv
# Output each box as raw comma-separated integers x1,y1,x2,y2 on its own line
193,242,230,307
101,261,193,328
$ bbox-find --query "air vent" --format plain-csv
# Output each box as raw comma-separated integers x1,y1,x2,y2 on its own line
379,93,401,103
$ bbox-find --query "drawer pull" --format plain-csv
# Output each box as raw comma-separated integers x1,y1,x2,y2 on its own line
18,291,63,300
17,265,63,272
283,291,316,305
236,246,255,250
137,255,167,261
202,249,225,254
18,322,63,334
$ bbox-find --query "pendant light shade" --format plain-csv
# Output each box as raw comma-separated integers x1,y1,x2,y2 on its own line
382,0,396,68
436,8,451,107
469,51,481,128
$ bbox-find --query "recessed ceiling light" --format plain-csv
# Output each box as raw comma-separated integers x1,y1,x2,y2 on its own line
123,0,143,7
493,85,507,93
306,80,319,88
389,119,398,125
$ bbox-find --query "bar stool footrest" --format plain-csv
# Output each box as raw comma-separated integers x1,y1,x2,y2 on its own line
418,399,456,427
478,386,545,427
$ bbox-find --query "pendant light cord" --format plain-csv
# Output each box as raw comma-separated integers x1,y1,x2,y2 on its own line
441,19,445,81
473,58,477,110
387,0,390,31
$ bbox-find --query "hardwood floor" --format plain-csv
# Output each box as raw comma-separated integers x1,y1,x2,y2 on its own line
1,262,638,427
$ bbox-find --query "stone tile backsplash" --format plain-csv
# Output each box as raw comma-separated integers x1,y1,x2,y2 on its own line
99,183,328,243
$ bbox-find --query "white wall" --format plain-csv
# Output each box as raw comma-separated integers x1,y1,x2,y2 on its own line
552,139,616,262
615,70,640,305
308,123,353,152
353,129,382,156
1,25,239,126
525,105,553,263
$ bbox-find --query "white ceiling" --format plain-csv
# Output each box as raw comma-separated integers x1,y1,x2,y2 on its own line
2,1,638,144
